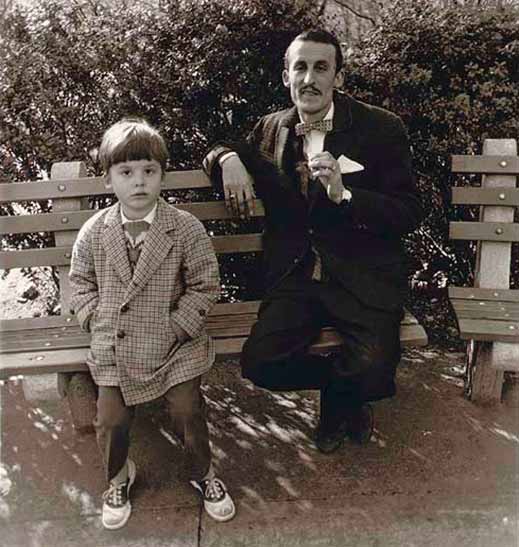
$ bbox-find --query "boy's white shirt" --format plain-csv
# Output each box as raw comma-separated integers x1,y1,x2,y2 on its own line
120,202,157,224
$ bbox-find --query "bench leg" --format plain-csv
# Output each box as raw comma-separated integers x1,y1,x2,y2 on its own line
63,372,97,434
465,341,504,405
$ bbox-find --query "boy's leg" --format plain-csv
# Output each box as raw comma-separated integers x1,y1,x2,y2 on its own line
95,386,135,481
94,386,136,530
163,376,211,481
164,377,235,522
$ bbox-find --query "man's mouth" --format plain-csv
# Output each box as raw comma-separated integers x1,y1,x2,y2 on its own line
301,88,321,96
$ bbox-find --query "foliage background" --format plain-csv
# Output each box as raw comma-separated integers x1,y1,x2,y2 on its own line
1,0,518,344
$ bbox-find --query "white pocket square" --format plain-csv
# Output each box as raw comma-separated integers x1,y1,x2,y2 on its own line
338,155,364,174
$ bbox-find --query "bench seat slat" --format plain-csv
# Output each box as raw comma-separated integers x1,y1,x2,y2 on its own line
0,322,427,379
455,318,519,342
448,287,519,302
451,301,519,321
449,221,519,242
0,310,426,354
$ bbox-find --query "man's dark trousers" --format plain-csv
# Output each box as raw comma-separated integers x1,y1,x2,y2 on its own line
241,270,403,415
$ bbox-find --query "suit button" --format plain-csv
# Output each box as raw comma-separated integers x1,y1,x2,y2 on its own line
116,330,125,339
308,228,314,235
198,309,206,317
120,303,129,313
293,257,300,264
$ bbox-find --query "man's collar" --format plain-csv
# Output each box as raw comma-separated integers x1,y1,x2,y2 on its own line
297,102,334,124
281,92,352,131
120,202,157,224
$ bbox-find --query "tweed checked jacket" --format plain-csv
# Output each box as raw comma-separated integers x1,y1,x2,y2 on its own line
69,198,220,406
204,92,424,313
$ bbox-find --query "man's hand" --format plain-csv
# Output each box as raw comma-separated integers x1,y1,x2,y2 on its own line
221,155,256,219
308,152,343,204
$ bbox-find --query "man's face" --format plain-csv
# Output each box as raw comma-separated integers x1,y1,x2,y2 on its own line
283,39,343,122
105,159,163,220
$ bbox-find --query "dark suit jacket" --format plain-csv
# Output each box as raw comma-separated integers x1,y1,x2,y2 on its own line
204,92,424,312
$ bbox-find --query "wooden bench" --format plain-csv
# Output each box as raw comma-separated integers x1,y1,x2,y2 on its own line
0,161,427,430
449,138,519,405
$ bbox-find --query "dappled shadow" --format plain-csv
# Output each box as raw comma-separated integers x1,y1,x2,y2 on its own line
1,347,518,535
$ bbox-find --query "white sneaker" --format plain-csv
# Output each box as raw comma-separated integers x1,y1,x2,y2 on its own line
101,459,136,530
190,476,236,522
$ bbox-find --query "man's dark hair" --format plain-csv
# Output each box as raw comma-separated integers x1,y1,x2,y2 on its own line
285,29,344,74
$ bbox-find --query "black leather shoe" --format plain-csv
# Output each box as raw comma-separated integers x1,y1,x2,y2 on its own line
315,404,374,454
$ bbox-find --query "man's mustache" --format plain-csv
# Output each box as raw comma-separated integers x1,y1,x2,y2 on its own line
300,85,321,95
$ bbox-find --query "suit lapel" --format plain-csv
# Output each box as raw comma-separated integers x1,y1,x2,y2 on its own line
126,199,175,301
324,93,359,162
102,204,133,287
275,107,299,174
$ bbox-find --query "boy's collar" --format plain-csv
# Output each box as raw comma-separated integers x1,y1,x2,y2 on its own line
120,203,157,224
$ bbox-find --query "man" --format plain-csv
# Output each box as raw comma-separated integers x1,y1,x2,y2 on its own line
203,29,424,453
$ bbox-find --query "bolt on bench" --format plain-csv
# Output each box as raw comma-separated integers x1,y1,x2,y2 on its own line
0,161,428,430
449,138,519,405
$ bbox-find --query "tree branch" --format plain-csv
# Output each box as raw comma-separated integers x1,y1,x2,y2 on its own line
317,0,328,17
332,0,378,26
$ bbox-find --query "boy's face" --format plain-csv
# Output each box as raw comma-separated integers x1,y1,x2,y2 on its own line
104,159,163,220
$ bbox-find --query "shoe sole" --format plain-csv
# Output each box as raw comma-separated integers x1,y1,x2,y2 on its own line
102,459,137,530
204,494,236,522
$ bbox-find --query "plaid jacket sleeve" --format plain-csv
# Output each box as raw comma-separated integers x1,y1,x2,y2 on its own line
169,216,220,340
69,219,99,332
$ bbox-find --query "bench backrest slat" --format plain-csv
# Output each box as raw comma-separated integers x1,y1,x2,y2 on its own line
0,233,264,269
449,221,519,242
451,155,519,175
452,187,519,206
0,170,211,203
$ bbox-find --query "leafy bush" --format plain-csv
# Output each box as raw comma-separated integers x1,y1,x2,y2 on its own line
346,0,519,291
0,0,316,305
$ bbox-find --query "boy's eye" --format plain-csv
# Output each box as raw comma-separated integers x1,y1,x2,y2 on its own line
145,168,157,175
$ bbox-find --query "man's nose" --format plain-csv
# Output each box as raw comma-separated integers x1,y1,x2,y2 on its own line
303,69,315,84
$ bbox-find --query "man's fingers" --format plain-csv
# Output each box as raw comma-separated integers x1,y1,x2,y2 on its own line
244,186,255,219
223,178,255,219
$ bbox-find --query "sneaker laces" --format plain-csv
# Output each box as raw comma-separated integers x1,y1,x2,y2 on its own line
201,477,226,502
102,480,127,508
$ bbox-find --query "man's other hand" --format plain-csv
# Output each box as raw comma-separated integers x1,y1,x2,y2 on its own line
308,152,343,204
221,155,256,219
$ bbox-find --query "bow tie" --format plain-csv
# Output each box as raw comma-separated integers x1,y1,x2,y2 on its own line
295,118,333,136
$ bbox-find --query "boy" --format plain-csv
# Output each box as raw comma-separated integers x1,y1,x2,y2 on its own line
69,118,235,530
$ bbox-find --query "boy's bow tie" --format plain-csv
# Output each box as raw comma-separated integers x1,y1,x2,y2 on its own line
294,119,333,136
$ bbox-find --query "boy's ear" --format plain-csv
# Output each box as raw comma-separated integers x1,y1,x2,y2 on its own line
103,173,112,190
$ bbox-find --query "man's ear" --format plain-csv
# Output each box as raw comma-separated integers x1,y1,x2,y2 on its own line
334,69,344,89
282,69,290,88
